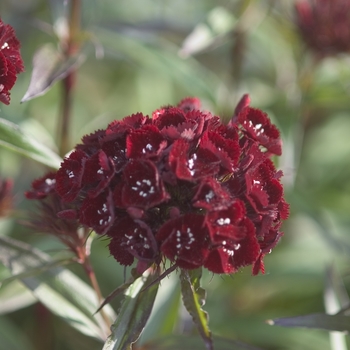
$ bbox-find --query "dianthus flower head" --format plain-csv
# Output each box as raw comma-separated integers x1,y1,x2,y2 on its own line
0,18,24,105
295,0,350,57
27,97,289,275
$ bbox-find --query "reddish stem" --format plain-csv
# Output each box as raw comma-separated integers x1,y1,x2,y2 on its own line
58,0,81,156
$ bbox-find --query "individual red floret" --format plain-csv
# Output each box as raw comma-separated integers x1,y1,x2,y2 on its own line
238,107,282,156
55,150,87,202
119,159,169,209
157,213,210,270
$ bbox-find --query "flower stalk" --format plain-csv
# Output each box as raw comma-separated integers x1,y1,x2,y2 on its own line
58,0,81,156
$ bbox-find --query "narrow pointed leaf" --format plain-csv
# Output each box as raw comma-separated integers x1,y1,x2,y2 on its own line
0,279,37,314
180,268,212,350
94,27,223,104
179,7,236,57
102,269,160,350
96,272,139,314
0,118,62,168
142,335,262,350
0,235,115,340
268,313,350,333
324,265,349,350
21,43,85,102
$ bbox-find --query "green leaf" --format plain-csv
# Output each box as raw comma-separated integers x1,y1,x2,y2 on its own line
0,235,116,340
102,268,160,350
180,268,212,350
142,335,262,350
0,279,37,314
21,43,85,102
94,27,223,104
0,316,34,350
139,272,181,343
0,118,62,169
179,7,236,57
268,313,350,333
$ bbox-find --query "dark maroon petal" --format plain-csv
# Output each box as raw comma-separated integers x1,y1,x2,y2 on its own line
25,172,57,199
126,125,167,159
101,135,128,173
216,124,239,142
152,107,186,129
77,129,105,154
57,209,78,220
245,159,283,214
106,113,148,136
122,113,150,128
246,184,270,213
200,131,240,173
278,199,290,220
169,139,191,179
252,228,284,275
259,229,283,254
169,139,221,181
207,220,259,274
239,141,267,173
84,151,116,198
0,57,16,105
232,94,250,119
0,52,7,76
192,178,231,211
0,19,24,105
79,191,114,234
230,218,260,269
157,213,210,269
126,207,144,219
238,107,282,155
107,217,158,262
265,178,283,205
0,21,24,73
109,235,134,266
252,253,265,275
121,159,169,209
206,200,247,244
204,248,236,274
177,97,201,111
82,152,100,184
209,131,240,166
55,150,87,202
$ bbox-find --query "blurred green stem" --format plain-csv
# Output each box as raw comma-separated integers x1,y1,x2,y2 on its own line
58,0,81,156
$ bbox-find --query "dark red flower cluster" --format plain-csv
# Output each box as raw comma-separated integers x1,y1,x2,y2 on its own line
295,0,350,57
0,18,24,105
26,97,289,275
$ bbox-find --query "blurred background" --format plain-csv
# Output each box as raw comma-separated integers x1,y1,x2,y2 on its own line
1,0,350,349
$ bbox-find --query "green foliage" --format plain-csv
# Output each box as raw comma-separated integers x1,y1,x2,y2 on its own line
1,1,350,349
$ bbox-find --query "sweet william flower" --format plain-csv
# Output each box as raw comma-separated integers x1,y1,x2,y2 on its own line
295,0,350,57
0,18,24,104
26,97,289,275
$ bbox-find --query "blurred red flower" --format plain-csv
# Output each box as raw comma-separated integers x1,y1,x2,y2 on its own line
0,18,24,104
27,97,289,275
295,0,350,57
